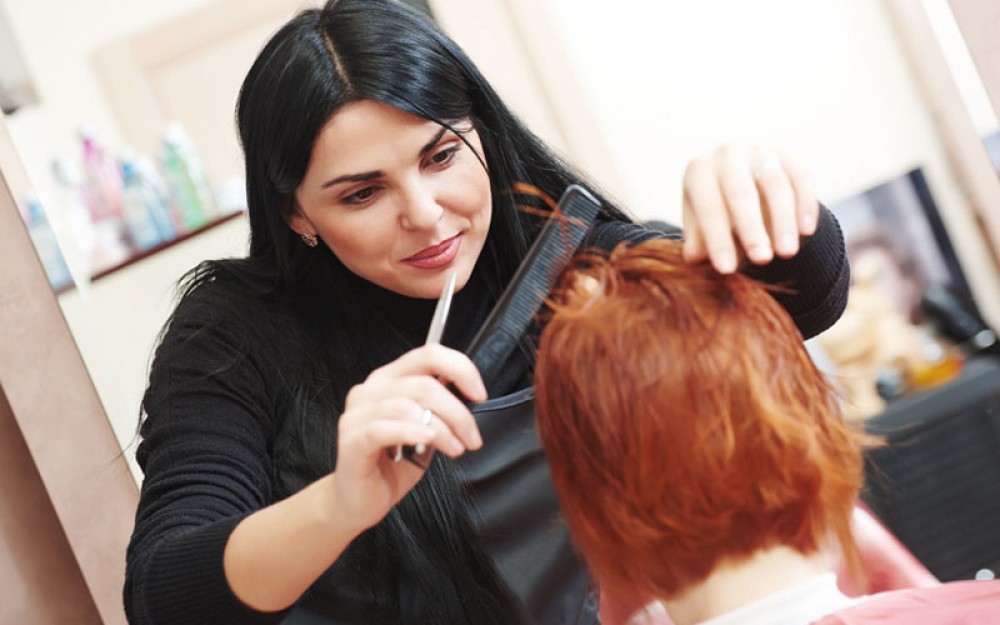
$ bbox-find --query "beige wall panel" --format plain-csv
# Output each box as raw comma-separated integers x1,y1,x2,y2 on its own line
0,389,102,625
949,0,1000,117
93,0,313,184
0,117,137,624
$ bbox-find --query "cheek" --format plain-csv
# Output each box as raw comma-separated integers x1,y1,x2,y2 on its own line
321,216,388,265
464,168,492,220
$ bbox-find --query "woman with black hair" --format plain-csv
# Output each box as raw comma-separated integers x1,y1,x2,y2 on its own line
124,1,850,623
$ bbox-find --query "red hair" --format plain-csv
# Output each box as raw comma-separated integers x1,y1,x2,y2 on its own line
535,238,865,604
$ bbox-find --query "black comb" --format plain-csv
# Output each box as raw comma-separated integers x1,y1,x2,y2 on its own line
466,184,601,381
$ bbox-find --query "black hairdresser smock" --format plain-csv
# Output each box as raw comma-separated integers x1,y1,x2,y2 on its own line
125,211,849,625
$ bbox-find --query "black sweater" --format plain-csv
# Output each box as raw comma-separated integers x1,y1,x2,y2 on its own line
125,212,849,625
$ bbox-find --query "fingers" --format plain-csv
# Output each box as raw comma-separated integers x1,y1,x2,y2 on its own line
341,344,486,474
355,412,438,459
369,344,487,404
338,397,436,474
753,150,797,258
780,151,820,236
339,397,468,477
719,148,773,265
680,197,708,265
416,407,467,457
344,395,479,461
683,157,738,273
328,346,488,531
384,375,482,451
681,145,819,270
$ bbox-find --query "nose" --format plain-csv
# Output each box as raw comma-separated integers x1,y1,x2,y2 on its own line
398,181,443,230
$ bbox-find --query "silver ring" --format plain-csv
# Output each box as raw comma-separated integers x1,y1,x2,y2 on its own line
415,408,434,454
754,158,783,180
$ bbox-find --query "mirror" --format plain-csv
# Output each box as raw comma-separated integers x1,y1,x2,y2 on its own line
2,0,1000,488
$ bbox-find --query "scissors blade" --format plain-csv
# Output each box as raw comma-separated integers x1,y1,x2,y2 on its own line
425,269,458,345
392,269,459,466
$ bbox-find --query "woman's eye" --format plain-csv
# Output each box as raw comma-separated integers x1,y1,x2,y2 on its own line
343,186,377,205
427,145,459,167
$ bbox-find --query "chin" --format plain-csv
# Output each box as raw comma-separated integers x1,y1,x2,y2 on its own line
453,262,475,291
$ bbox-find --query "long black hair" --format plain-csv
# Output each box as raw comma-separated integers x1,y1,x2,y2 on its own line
145,0,632,622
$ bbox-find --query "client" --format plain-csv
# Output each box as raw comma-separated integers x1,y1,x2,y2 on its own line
535,238,999,625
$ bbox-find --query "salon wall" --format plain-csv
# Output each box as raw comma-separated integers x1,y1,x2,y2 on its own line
2,0,206,185
547,0,1000,323
540,0,1000,324
545,0,994,214
2,0,259,478
0,387,104,624
3,0,1000,481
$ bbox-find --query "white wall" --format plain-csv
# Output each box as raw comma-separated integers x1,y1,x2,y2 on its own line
57,219,248,481
924,0,999,136
4,0,1000,479
2,0,209,194
544,0,1000,323
1,0,248,480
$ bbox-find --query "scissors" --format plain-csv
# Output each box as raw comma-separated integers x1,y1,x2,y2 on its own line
391,268,458,467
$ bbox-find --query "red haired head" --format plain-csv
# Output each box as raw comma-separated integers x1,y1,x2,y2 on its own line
535,238,864,604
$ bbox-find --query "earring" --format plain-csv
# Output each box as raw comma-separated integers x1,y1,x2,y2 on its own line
301,232,318,248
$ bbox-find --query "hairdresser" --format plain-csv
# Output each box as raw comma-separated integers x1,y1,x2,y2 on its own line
124,1,849,623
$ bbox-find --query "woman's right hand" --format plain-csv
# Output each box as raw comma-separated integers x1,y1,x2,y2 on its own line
222,345,485,612
330,344,487,532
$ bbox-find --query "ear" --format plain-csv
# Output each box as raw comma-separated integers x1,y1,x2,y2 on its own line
284,200,314,238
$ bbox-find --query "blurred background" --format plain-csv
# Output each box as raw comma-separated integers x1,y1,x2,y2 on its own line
2,1,999,622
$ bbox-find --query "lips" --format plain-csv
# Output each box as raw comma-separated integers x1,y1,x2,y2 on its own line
407,235,458,260
403,234,461,269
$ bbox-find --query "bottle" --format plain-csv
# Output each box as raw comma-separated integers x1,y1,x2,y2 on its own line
51,157,97,282
79,124,124,221
22,192,74,291
78,125,134,270
120,151,168,252
135,155,181,241
906,325,964,391
161,122,217,230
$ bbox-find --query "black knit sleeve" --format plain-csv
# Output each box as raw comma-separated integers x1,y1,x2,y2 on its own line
741,205,850,339
588,204,849,340
124,287,290,625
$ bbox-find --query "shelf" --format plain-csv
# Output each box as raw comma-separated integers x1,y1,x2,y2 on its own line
54,210,245,294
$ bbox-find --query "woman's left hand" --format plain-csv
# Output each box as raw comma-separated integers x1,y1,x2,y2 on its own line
681,144,819,274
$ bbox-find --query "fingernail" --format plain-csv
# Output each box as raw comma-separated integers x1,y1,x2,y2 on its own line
716,251,737,273
469,428,483,450
778,234,798,255
748,243,772,262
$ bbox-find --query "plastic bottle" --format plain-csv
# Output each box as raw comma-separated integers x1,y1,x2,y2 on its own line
88,217,133,274
161,122,217,230
79,124,124,221
22,192,74,291
120,151,168,251
77,125,134,270
135,155,181,240
51,157,97,281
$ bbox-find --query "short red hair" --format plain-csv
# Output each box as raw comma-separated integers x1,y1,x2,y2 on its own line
535,238,864,604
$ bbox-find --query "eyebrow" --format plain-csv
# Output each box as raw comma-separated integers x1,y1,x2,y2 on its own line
320,126,450,189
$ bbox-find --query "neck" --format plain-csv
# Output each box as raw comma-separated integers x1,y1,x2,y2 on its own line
661,547,828,625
